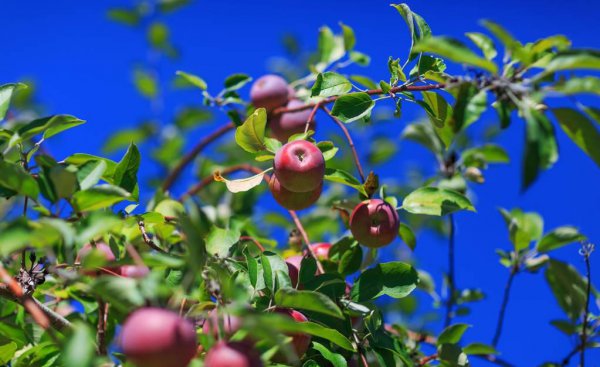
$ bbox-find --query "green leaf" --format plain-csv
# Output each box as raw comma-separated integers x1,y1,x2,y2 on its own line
18,115,85,141
64,154,118,179
92,277,145,312
71,185,130,212
351,261,419,302
438,343,470,367
465,32,497,60
107,8,140,26
0,160,39,198
133,68,158,98
311,72,352,97
275,288,344,319
76,160,107,190
480,20,528,64
176,70,207,90
312,341,347,367
261,251,291,293
452,86,487,133
206,226,241,257
402,187,475,216
113,143,141,199
0,342,17,364
499,208,544,251
461,144,509,168
350,75,378,90
148,22,169,49
48,165,78,199
330,92,374,123
463,343,497,355
399,223,416,250
552,108,600,168
545,259,587,320
522,108,558,191
438,324,471,345
324,168,367,196
553,76,600,96
391,4,416,55
0,83,25,120
317,26,337,64
102,122,156,154
544,49,600,73
413,36,498,74
418,91,454,147
340,22,355,51
235,108,267,153
536,226,586,253
402,122,444,157
224,73,252,91
61,322,95,367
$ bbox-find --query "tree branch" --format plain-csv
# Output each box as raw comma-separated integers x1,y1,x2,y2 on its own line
162,122,236,192
444,214,456,328
492,265,518,347
322,106,366,183
138,221,168,254
288,210,325,274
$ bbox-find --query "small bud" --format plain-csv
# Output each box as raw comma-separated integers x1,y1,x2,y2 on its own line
464,166,485,183
364,171,379,198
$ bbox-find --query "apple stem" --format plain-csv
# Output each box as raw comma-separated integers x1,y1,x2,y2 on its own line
288,210,325,274
322,106,366,183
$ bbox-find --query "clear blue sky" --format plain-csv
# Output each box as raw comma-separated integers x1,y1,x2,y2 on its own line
1,1,599,365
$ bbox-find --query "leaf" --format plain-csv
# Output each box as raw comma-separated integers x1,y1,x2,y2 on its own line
311,72,352,97
465,32,497,60
0,342,17,364
522,108,558,191
107,8,140,26
61,322,95,367
438,324,471,345
351,261,419,302
536,226,586,253
350,75,378,90
418,91,454,147
330,92,375,123
480,20,527,64
48,166,78,199
553,76,600,96
438,343,470,367
275,288,344,319
0,160,39,198
312,341,347,367
71,185,130,212
463,343,497,355
113,143,141,199
461,144,509,168
206,226,241,257
0,83,25,120
224,73,252,91
261,251,290,293
317,26,337,64
214,169,267,193
235,108,267,153
76,160,107,190
499,208,544,251
18,115,85,141
413,36,498,74
92,277,145,312
402,187,475,216
545,259,587,320
552,108,600,168
102,122,156,154
324,168,366,196
452,86,487,132
544,49,600,73
399,223,416,250
175,70,207,90
391,4,416,56
340,22,355,51
402,122,444,157
133,68,158,98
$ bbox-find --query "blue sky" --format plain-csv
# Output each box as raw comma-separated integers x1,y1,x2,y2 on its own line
1,0,599,365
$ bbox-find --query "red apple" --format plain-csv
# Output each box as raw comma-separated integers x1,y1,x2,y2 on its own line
273,140,325,193
76,242,117,276
309,243,331,261
250,75,289,112
275,309,311,358
204,341,263,367
121,308,197,367
120,265,150,278
269,99,316,143
269,175,322,210
202,308,242,338
349,199,400,248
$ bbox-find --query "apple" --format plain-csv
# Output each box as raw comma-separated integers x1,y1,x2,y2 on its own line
250,74,289,112
349,199,400,248
309,243,331,261
76,242,117,276
120,308,197,367
273,140,325,193
202,308,242,338
285,255,303,287
120,265,150,278
275,309,311,358
269,99,315,143
269,175,322,211
204,341,263,367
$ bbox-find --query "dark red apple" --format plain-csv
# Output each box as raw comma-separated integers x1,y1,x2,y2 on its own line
275,309,311,358
349,199,400,248
120,265,150,278
202,308,242,338
269,99,316,143
250,75,289,112
273,140,325,193
204,341,263,367
309,243,331,261
120,307,197,367
269,175,322,210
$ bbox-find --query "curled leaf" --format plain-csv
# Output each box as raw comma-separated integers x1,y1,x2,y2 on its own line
214,168,270,193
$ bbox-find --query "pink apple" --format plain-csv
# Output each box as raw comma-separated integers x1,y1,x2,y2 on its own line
349,199,400,248
250,75,289,112
273,140,325,193
270,99,316,143
269,175,322,210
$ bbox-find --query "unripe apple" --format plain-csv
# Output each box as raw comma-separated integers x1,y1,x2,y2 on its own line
119,265,150,278
273,140,325,193
76,242,117,276
269,175,322,211
285,255,303,287
349,199,400,248
120,308,197,367
309,243,331,261
250,75,289,112
275,309,311,358
269,99,315,143
204,341,263,367
202,308,242,338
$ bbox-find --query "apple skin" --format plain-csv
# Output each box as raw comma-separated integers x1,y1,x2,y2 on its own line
309,243,331,261
204,341,263,367
273,140,325,193
76,242,117,276
349,199,400,248
202,309,242,338
250,75,289,112
120,308,197,367
119,265,150,278
285,255,303,287
275,309,311,359
269,175,322,211
270,99,315,143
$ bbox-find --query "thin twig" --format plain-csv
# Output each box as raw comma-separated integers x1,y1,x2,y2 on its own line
580,242,594,367
162,122,236,191
288,210,325,274
418,354,438,366
97,299,108,355
444,214,456,328
304,102,321,134
322,106,366,183
492,265,518,347
138,221,168,254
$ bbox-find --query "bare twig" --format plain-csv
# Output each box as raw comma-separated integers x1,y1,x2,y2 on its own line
580,242,594,367
288,210,325,274
444,214,456,328
138,221,168,254
492,264,518,347
418,354,438,366
97,299,108,354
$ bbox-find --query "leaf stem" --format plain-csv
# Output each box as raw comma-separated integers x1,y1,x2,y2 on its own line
492,264,518,347
444,214,456,328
